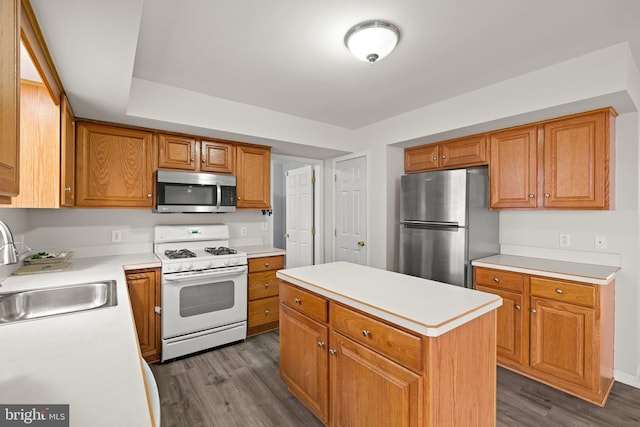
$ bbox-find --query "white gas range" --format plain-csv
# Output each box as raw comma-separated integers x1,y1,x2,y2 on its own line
154,224,247,361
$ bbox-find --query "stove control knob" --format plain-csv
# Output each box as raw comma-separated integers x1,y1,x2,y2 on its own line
223,259,231,266
172,264,182,272
206,261,214,269
185,263,193,270
231,258,238,265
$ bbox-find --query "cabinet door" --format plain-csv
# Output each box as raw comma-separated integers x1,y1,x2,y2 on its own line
529,297,595,390
158,133,197,170
236,144,271,209
440,135,488,169
330,332,421,427
126,269,161,363
76,122,154,207
200,139,235,174
404,144,439,173
0,0,20,199
489,125,539,209
476,285,524,367
60,94,75,206
542,110,613,209
279,304,329,424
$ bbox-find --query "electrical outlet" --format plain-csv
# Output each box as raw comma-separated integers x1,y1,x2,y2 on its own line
111,230,122,243
240,226,247,236
559,233,571,247
594,235,607,249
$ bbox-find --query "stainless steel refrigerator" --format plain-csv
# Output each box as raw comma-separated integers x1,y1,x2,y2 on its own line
399,167,498,288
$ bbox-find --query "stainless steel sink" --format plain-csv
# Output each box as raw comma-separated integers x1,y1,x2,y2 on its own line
0,280,117,324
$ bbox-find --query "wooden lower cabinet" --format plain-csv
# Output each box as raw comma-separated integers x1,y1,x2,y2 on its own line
247,255,285,336
126,268,161,363
474,267,615,406
280,281,497,426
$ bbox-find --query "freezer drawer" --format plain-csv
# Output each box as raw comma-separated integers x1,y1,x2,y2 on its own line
399,224,467,287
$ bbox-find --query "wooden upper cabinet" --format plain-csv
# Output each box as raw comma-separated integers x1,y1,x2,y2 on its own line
60,94,75,207
236,144,271,209
158,133,197,170
200,139,235,174
0,0,20,200
542,109,615,209
404,134,487,173
76,122,154,208
489,125,539,209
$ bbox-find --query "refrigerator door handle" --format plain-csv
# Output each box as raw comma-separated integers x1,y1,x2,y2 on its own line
401,220,459,229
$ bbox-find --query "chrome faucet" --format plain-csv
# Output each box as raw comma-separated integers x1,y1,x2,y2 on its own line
0,220,19,265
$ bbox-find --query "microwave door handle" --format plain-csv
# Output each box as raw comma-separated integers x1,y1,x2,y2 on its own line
217,184,222,210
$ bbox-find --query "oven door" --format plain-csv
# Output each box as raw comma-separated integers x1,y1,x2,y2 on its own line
162,266,247,339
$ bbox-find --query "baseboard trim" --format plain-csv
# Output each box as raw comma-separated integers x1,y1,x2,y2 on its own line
614,370,640,389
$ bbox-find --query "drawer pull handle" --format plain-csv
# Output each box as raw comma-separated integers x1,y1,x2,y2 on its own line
265,262,270,268
317,341,325,348
493,277,499,283
294,297,301,304
329,349,337,356
362,329,371,337
264,283,270,288
442,155,447,159
544,193,550,198
530,308,537,313
528,194,535,198
555,289,563,294
515,305,521,310
264,310,270,315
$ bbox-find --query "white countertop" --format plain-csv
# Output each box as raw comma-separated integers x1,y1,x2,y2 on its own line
0,253,160,427
277,262,502,337
472,254,619,285
237,245,286,258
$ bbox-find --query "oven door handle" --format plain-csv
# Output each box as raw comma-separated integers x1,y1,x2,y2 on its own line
163,266,247,282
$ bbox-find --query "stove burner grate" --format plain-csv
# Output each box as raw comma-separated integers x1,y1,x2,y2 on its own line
204,247,238,256
164,249,197,259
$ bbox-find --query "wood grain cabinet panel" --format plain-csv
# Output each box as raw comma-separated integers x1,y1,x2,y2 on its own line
279,303,329,424
157,133,197,170
404,144,439,173
247,254,284,337
0,0,20,199
474,266,615,406
280,281,328,323
76,122,154,208
126,268,161,363
60,94,75,206
200,139,235,174
404,134,487,173
236,144,271,209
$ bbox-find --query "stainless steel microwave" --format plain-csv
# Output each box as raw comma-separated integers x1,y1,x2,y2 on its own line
154,170,236,213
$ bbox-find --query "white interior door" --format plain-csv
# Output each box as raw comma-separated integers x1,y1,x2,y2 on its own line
335,155,367,265
285,165,314,268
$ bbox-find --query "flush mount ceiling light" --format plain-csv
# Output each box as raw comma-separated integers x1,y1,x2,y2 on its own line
344,20,400,65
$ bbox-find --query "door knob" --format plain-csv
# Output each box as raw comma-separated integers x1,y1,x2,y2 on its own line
284,233,289,238
357,241,365,247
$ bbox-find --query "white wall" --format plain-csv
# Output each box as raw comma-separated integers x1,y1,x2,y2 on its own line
349,42,640,385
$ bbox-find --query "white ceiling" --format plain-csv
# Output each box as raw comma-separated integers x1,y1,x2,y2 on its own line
31,0,640,153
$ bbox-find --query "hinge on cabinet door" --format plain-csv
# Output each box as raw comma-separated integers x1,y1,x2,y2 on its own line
334,174,337,182
334,229,336,237
311,176,316,184
311,228,316,236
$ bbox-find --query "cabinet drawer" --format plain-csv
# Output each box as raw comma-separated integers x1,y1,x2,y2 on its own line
248,296,280,328
474,267,524,293
248,255,284,273
280,282,328,323
249,271,279,300
330,303,423,372
530,277,595,308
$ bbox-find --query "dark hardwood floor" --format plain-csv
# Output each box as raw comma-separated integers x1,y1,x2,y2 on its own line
151,331,640,426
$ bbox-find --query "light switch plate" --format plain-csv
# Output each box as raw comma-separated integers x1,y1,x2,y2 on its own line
559,234,571,247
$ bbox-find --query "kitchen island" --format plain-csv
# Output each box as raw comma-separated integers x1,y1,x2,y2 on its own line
276,262,503,427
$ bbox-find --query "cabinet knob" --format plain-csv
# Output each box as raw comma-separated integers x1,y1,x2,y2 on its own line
294,297,301,304
362,329,371,337
528,194,535,198
317,341,325,348
147,193,152,198
555,288,563,294
493,277,499,283
264,283,270,288
65,187,72,192
441,155,447,159
515,305,521,310
530,308,537,313
544,193,550,198
238,196,242,200
154,306,162,315
329,349,337,356
265,262,270,267
264,309,270,315
432,156,438,161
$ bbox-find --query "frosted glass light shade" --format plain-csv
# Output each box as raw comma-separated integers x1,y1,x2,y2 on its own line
344,20,400,64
